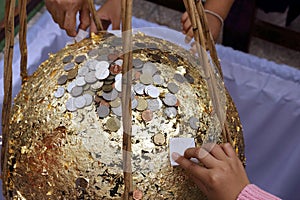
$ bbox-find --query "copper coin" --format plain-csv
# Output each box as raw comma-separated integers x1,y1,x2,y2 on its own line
133,190,143,200
109,64,122,75
67,68,78,80
142,110,153,122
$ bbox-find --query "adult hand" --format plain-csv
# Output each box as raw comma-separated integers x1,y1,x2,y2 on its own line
90,0,121,32
172,143,250,200
45,0,90,37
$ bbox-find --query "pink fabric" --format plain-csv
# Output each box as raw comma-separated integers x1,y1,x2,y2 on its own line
237,184,281,200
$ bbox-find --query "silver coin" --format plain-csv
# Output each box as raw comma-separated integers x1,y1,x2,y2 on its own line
95,68,110,80
75,77,87,87
189,117,200,130
54,87,65,98
114,59,123,66
134,83,145,95
75,55,86,64
114,79,122,92
83,84,90,91
71,86,83,97
153,74,164,86
57,75,68,85
85,59,100,71
174,73,186,83
111,105,122,117
64,63,75,72
163,93,177,106
164,107,177,118
147,99,160,111
145,85,160,98
78,66,89,77
88,49,99,57
140,73,153,85
110,97,121,108
66,97,77,112
67,81,76,93
91,81,104,91
115,74,122,81
74,96,87,109
63,55,74,63
132,98,138,110
96,55,108,61
143,62,157,76
97,105,110,118
84,71,97,84
102,89,119,101
96,61,110,70
133,58,143,69
83,93,93,106
167,82,179,94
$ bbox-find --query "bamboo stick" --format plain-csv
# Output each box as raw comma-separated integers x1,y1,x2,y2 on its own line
2,0,16,196
88,0,103,32
121,0,133,199
195,1,223,77
183,0,229,144
19,0,28,83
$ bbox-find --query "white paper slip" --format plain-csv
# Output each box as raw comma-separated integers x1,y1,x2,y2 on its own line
169,138,198,166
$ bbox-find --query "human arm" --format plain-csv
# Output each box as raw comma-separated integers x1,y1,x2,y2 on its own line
90,0,122,32
181,0,235,42
45,0,91,37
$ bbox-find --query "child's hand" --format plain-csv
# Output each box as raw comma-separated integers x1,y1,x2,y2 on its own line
172,143,250,200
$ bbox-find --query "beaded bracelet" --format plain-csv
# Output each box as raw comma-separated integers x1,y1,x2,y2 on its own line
204,9,224,28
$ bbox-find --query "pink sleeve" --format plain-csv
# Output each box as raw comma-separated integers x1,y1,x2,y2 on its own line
237,184,281,200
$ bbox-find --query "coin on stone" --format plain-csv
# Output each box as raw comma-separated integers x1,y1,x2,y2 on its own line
74,96,87,109
75,55,86,64
167,82,179,94
66,97,77,112
153,133,165,146
110,97,121,108
114,59,123,67
67,68,78,80
164,107,177,118
136,98,148,111
64,63,75,72
106,117,121,132
57,75,68,85
91,81,103,91
109,64,122,75
111,105,122,117
75,77,86,87
54,87,65,98
88,49,99,57
83,93,93,106
132,98,138,110
147,99,160,111
84,71,97,84
114,79,122,92
184,73,194,84
67,81,76,93
62,55,73,63
142,110,153,122
71,86,83,97
95,68,110,80
140,73,153,85
97,105,110,118
133,58,144,69
103,89,119,101
189,117,200,130
143,62,157,76
174,73,185,83
153,74,164,86
85,59,100,71
145,85,160,98
78,66,89,77
163,93,177,106
96,61,110,70
102,84,113,93
134,83,145,95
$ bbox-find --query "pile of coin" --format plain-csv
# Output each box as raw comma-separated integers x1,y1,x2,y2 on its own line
54,41,201,134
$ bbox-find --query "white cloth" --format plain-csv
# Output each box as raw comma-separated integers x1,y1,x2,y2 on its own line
1,9,300,200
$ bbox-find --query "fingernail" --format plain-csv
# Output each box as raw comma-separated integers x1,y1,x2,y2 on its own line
172,152,181,161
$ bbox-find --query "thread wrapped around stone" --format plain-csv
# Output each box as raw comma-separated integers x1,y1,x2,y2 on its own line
3,32,245,199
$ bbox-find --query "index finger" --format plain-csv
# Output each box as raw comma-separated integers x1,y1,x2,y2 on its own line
64,11,77,37
172,152,209,182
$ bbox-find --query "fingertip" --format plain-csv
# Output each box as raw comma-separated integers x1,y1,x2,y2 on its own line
172,152,181,162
